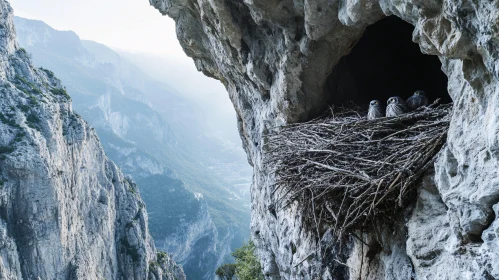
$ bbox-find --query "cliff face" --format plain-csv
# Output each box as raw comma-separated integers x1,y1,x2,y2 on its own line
0,1,184,279
150,0,499,279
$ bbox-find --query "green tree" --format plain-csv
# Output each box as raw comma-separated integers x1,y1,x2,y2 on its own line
216,241,265,280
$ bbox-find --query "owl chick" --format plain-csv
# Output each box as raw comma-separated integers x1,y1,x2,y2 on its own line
406,90,429,111
386,96,408,117
367,100,384,120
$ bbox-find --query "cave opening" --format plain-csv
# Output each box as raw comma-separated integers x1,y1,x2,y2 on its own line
323,16,451,108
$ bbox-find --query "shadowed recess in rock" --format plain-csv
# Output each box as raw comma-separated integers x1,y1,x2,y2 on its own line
324,16,451,107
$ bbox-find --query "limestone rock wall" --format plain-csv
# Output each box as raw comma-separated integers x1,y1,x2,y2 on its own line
0,1,185,279
150,0,499,279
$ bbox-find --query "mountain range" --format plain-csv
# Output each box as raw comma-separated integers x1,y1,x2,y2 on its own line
14,16,251,279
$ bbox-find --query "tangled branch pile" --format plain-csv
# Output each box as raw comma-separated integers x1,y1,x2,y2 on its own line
265,102,451,239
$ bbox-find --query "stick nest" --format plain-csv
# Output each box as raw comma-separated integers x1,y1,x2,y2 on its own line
265,101,451,239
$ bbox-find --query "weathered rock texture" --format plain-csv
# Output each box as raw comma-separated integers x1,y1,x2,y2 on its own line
151,0,499,279
0,1,185,279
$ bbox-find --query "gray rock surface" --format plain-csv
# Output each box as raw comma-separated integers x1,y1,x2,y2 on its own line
150,0,499,279
0,1,185,279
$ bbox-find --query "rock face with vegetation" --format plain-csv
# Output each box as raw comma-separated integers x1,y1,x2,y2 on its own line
0,1,184,279
151,0,499,279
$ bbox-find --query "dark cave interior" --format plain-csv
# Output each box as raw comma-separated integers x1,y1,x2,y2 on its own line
323,16,452,109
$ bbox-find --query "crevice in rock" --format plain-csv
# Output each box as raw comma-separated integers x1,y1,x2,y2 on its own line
240,39,250,64
446,152,458,178
322,16,451,108
365,239,382,263
294,16,305,42
471,206,497,244
467,233,484,243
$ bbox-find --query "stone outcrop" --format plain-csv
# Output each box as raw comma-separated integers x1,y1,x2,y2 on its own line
0,1,185,279
150,0,499,279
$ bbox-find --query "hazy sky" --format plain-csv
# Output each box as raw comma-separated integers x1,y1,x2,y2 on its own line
10,0,185,56
10,0,240,142
8,0,229,100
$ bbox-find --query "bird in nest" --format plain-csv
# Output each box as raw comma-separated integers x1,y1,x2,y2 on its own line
386,96,408,117
367,100,384,120
406,90,429,111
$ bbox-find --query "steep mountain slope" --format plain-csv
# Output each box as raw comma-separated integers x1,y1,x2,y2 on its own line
14,16,251,279
116,51,253,204
0,0,184,279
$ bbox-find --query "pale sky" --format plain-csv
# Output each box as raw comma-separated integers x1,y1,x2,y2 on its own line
10,0,185,56
9,0,229,101
9,0,240,142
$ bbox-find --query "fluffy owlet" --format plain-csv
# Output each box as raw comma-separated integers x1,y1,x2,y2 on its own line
406,90,429,111
367,100,384,120
386,96,408,117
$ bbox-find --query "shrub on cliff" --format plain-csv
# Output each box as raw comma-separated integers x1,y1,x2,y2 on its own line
216,241,264,280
